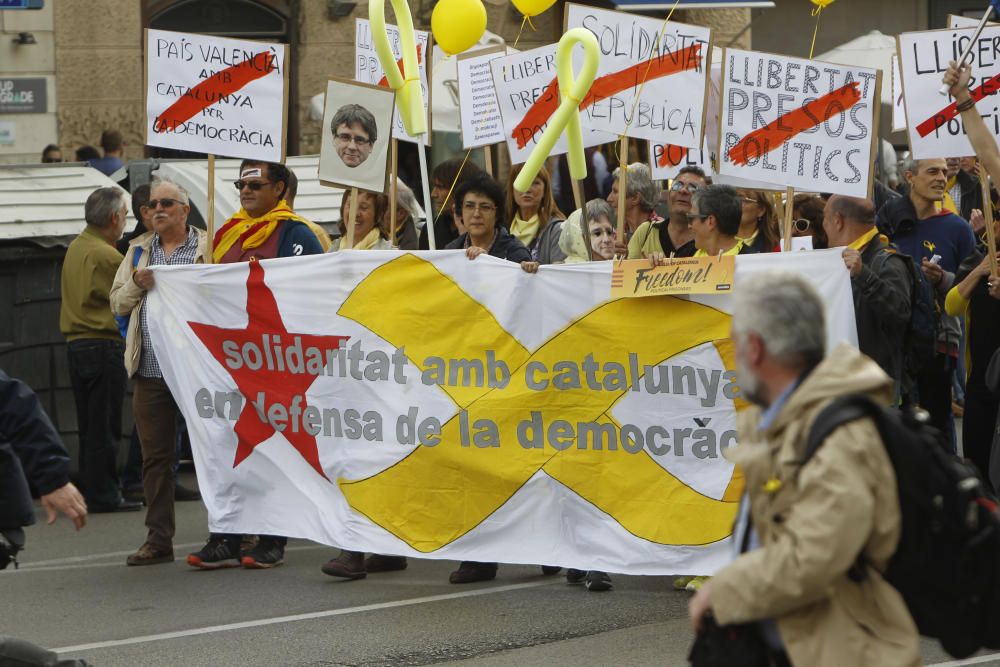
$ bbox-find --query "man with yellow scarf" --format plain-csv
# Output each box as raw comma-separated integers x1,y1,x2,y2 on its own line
187,160,323,572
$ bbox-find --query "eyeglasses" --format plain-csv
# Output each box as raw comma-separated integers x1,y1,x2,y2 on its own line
463,202,496,214
670,181,700,193
147,198,181,210
234,180,273,191
334,133,372,147
793,218,812,233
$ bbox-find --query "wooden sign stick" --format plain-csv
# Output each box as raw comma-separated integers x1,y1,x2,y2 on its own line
206,154,216,263
483,144,493,178
615,135,630,248
344,187,359,250
389,139,398,248
981,170,998,276
782,186,795,252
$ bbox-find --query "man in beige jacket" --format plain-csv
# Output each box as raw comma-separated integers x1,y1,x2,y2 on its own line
689,272,921,667
110,178,209,567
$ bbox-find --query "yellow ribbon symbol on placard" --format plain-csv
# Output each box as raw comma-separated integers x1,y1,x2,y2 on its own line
337,254,745,553
369,0,426,137
513,27,600,193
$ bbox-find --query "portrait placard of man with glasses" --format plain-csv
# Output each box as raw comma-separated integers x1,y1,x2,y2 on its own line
318,78,394,193
332,104,376,168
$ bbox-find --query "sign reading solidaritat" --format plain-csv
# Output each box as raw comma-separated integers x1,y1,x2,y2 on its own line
718,49,881,199
146,250,856,575
898,26,1000,159
565,2,713,147
355,18,431,146
144,29,287,161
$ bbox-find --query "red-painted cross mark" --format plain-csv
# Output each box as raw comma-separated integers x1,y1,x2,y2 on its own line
154,51,278,133
376,45,424,88
512,43,703,149
657,144,690,168
727,82,862,167
916,74,1000,138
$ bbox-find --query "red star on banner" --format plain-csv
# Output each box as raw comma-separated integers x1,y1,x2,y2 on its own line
188,260,349,481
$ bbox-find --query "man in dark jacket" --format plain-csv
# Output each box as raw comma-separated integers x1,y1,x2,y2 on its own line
824,196,912,396
1,369,87,568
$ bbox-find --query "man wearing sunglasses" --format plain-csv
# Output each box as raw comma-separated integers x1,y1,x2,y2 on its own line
331,104,376,169
629,166,704,262
110,178,211,566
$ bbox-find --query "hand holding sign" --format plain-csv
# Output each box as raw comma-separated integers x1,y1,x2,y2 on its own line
369,0,425,136
513,28,599,193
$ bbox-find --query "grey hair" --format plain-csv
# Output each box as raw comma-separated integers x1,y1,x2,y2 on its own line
394,178,420,219
150,177,190,205
84,186,127,228
611,162,661,212
584,198,614,224
731,272,826,371
692,184,742,236
902,157,946,176
331,104,377,144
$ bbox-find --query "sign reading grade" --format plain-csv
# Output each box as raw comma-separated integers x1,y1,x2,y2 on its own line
356,18,431,147
898,27,1000,159
565,3,712,147
491,43,616,165
0,78,46,114
457,47,507,150
718,49,880,199
145,29,287,162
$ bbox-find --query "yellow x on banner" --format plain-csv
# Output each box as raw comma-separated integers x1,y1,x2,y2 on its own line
338,255,745,553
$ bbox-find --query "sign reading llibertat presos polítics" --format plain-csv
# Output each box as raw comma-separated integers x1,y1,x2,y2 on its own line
718,49,881,199
144,29,288,162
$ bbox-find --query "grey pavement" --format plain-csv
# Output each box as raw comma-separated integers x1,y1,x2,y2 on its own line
3,471,998,667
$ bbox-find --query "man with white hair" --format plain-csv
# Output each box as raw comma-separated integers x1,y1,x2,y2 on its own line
688,272,920,667
110,178,210,566
607,163,662,255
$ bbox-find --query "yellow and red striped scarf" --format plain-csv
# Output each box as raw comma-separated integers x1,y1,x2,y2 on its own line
213,200,318,262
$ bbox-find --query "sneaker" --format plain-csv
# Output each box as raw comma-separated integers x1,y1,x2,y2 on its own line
673,575,695,590
242,536,285,569
126,542,173,566
239,535,258,558
566,568,586,584
449,561,497,584
186,535,240,570
685,575,710,591
585,570,613,592
364,554,407,573
174,483,201,502
541,565,562,576
322,550,367,579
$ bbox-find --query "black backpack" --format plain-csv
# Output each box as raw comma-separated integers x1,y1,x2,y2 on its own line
805,395,1000,659
870,248,939,378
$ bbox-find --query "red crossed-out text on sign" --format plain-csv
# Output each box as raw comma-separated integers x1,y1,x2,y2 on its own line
375,45,424,88
727,81,862,167
916,73,1000,138
154,52,278,133
511,43,703,149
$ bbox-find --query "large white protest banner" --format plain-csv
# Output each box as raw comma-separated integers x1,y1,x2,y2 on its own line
718,49,881,199
898,27,1000,159
892,55,907,132
145,29,287,162
356,18,431,146
491,43,617,165
565,3,712,147
146,250,855,575
457,47,507,150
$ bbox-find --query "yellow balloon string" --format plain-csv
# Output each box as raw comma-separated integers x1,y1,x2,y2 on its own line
434,149,473,227
809,6,824,59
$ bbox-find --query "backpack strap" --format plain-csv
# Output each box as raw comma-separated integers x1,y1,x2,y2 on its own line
803,394,879,465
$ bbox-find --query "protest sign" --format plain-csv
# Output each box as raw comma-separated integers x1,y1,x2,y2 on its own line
318,78,395,193
457,46,507,150
147,250,856,575
898,27,1000,159
491,43,616,165
565,3,712,147
718,49,881,199
611,256,734,298
356,18,431,146
892,55,907,132
144,29,287,162
650,140,714,181
949,14,989,28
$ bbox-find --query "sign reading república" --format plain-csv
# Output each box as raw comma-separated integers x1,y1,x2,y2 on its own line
0,78,46,114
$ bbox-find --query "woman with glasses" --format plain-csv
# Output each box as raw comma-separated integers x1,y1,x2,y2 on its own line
331,190,392,251
504,164,566,265
445,173,531,265
736,189,779,253
791,194,829,249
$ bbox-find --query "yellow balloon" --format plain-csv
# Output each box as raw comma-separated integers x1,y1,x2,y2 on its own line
431,0,487,56
511,0,556,17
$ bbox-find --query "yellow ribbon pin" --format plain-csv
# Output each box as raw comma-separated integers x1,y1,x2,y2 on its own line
513,28,600,193
369,0,426,137
763,477,783,494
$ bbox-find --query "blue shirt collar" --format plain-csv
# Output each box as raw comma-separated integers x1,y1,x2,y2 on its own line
757,379,800,431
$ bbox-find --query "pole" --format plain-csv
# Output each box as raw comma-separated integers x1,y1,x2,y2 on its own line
344,187,359,250
615,135,630,248
206,154,216,263
782,186,795,252
982,170,998,276
389,138,398,248
418,144,436,250
484,144,493,178
939,6,995,95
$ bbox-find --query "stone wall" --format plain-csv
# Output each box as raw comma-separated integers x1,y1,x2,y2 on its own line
0,3,56,164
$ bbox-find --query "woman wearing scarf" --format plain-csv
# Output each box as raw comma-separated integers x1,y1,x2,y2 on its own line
504,164,567,264
735,189,780,254
330,190,392,251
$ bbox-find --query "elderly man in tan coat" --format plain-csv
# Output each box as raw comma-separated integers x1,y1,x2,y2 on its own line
689,272,921,667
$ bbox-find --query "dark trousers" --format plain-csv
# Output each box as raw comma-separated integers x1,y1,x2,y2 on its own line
121,419,185,491
963,380,998,489
133,376,179,549
915,353,957,452
66,339,125,508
